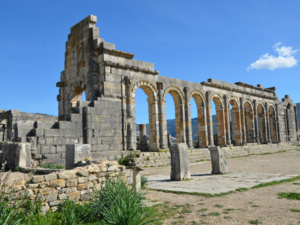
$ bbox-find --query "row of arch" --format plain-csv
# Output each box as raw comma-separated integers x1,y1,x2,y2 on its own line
128,81,279,151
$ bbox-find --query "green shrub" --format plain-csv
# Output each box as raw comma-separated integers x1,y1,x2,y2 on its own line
118,153,136,167
85,177,156,225
141,175,148,188
40,163,65,169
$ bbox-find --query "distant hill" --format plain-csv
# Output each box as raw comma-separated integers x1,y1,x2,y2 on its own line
138,103,300,141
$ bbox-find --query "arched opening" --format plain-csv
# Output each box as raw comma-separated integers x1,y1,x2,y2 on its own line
211,96,226,146
189,92,207,148
268,105,277,143
135,88,149,151
166,93,177,145
163,86,185,146
71,86,84,107
228,99,242,146
132,82,159,151
257,103,267,143
244,102,255,143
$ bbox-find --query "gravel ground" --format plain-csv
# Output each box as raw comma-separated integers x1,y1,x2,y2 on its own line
144,150,300,225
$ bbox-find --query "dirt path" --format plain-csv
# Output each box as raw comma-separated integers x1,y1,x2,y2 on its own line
144,150,300,225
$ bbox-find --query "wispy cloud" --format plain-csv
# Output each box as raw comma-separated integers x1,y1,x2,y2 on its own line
247,43,297,71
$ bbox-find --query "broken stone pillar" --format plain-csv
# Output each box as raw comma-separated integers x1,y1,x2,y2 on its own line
170,143,190,181
132,167,143,193
208,146,228,174
2,142,31,169
167,134,172,147
139,124,148,151
65,144,92,169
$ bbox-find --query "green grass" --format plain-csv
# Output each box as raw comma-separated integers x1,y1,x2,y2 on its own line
293,182,300,185
248,219,262,224
290,209,300,212
251,175,300,189
39,163,65,169
202,212,220,217
251,205,260,208
214,204,223,208
278,192,300,200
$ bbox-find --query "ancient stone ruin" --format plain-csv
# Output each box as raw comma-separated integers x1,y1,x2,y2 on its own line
0,15,299,166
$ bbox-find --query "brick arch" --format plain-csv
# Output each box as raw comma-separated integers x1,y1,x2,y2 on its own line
188,90,208,147
244,100,255,143
163,85,186,143
268,104,277,143
131,80,158,102
228,97,242,145
130,80,159,151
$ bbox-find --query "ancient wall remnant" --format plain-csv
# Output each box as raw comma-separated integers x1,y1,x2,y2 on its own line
0,15,299,165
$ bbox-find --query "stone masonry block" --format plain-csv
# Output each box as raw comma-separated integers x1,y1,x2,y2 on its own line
170,143,190,181
208,146,228,174
65,144,92,169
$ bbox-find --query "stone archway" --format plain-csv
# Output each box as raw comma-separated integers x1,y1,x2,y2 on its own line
228,98,243,146
268,105,277,143
162,85,186,144
210,94,226,146
244,101,255,143
131,81,159,151
188,90,208,147
257,103,267,143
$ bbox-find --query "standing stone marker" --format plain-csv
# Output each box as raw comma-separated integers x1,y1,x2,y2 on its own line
170,143,190,181
66,144,92,169
208,146,228,174
132,166,144,193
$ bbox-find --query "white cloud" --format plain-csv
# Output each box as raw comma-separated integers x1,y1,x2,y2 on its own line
247,43,297,71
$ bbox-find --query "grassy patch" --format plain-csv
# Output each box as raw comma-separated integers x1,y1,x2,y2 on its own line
251,205,260,208
39,163,64,169
293,182,300,185
252,175,300,189
278,192,300,200
224,216,232,219
180,209,192,214
214,204,223,208
248,219,262,224
197,208,208,212
290,209,300,212
202,212,220,217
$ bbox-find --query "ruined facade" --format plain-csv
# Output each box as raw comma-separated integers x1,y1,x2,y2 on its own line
1,15,299,164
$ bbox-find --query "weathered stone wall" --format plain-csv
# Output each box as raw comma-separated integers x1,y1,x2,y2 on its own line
4,161,126,212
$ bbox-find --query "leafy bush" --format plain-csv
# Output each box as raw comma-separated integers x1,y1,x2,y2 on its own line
85,177,156,225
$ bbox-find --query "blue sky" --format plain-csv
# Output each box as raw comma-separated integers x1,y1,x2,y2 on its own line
1,1,300,124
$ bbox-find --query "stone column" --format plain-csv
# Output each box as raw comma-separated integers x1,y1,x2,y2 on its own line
240,98,247,144
265,103,271,143
127,96,135,150
223,95,231,146
158,86,167,149
206,91,213,145
275,104,281,143
139,124,148,151
170,143,190,181
253,100,259,143
208,146,228,174
148,99,159,151
184,87,193,148
294,106,299,142
198,104,209,147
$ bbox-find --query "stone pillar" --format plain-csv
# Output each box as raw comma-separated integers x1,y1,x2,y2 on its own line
208,146,228,174
170,143,190,181
240,98,247,144
294,106,299,142
265,103,271,143
127,96,135,151
275,104,281,143
139,124,148,151
206,91,213,145
158,86,167,149
66,144,92,169
223,95,231,146
148,100,159,151
184,88,193,148
253,100,259,143
198,104,208,147
133,167,143,193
